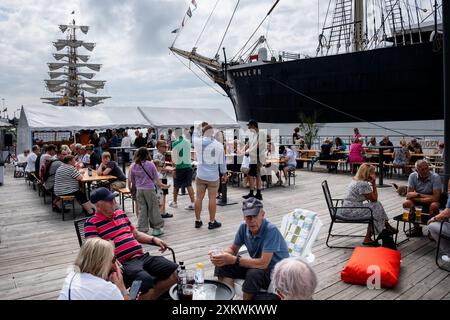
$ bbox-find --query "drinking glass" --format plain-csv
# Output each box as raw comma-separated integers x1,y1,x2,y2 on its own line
181,284,194,301
402,209,410,221
415,206,422,223
210,247,224,257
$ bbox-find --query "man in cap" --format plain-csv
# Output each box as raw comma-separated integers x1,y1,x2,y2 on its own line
84,187,178,300
210,198,289,300
243,119,266,200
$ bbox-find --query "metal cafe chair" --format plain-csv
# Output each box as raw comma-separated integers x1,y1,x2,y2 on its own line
73,218,176,263
321,180,376,249
435,220,450,272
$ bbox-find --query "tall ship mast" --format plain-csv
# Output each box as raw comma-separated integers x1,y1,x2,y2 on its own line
170,0,443,124
41,17,110,107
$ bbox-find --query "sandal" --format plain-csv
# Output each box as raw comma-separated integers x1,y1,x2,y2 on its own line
362,239,377,246
161,213,173,218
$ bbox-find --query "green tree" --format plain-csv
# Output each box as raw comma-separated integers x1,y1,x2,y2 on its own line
299,112,321,149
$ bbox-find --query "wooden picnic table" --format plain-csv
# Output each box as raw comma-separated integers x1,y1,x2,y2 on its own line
80,170,117,198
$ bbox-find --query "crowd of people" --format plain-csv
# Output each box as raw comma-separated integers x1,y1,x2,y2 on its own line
16,124,450,301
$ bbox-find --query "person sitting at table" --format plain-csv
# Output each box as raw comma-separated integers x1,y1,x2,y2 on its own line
84,187,178,300
85,144,100,169
334,137,347,159
271,257,317,300
339,163,398,245
319,138,336,172
367,137,377,147
77,146,90,168
44,150,68,213
428,197,450,262
393,139,411,175
25,145,40,177
403,159,442,237
408,138,424,164
58,238,130,300
73,143,83,162
97,152,127,191
277,145,297,186
260,139,279,186
54,155,96,215
210,198,289,300
348,138,365,171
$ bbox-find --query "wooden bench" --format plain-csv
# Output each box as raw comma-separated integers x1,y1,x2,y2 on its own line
59,195,76,221
118,187,134,213
311,159,347,173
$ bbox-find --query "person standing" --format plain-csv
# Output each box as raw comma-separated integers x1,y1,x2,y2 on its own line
243,120,266,201
169,128,196,210
192,125,227,229
154,140,173,218
120,131,132,164
129,147,169,236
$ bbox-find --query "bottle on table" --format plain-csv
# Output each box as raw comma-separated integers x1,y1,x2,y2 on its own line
177,262,186,299
195,263,204,287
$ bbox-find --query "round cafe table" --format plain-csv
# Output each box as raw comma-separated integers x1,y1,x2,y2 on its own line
169,279,235,300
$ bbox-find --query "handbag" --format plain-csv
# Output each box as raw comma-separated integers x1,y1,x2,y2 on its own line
376,229,397,250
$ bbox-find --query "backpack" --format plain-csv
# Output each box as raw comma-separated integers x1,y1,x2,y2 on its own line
42,159,61,182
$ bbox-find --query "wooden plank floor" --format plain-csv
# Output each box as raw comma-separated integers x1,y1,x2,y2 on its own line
0,164,448,300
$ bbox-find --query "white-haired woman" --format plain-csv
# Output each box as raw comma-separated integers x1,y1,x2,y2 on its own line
58,238,130,300
272,257,317,300
339,163,397,245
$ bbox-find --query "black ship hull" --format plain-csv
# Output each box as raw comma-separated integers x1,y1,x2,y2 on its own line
222,42,443,123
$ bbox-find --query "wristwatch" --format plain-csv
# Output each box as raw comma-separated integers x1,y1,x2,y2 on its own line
235,255,241,266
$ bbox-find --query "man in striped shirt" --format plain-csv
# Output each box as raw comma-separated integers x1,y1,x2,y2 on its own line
84,187,178,300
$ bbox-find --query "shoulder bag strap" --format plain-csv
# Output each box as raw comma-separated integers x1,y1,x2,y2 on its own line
139,162,154,182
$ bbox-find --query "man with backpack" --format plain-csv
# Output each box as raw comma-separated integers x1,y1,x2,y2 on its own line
39,144,57,179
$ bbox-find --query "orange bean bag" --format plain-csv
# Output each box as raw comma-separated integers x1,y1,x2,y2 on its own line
341,247,401,288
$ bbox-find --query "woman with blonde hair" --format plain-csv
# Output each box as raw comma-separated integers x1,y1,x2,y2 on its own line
272,257,317,300
338,163,397,245
58,238,130,300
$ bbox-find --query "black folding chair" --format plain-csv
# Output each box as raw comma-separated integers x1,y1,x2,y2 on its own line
322,180,376,249
435,220,450,271
73,218,176,263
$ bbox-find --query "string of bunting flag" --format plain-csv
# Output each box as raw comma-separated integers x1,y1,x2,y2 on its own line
171,0,198,46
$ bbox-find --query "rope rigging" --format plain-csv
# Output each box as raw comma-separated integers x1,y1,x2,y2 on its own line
270,76,418,138
231,0,280,62
194,0,221,49
216,0,241,59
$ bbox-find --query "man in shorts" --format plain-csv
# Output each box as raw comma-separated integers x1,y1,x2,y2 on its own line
243,120,266,200
169,128,195,210
277,145,297,186
85,187,178,300
192,124,228,229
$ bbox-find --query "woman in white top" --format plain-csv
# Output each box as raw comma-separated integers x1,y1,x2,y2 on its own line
58,238,130,300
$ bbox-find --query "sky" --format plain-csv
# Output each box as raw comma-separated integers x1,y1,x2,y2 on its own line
0,0,325,120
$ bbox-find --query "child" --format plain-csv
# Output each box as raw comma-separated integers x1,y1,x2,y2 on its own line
153,159,172,218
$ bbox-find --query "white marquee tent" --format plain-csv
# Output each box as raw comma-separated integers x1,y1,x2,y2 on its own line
17,105,238,153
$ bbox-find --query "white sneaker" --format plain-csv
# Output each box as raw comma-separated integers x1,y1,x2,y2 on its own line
442,255,450,263
168,201,178,208
184,203,195,210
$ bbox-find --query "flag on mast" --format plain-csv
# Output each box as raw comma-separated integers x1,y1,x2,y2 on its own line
186,7,192,18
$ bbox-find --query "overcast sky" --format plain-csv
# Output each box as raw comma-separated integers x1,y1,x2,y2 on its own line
0,0,326,119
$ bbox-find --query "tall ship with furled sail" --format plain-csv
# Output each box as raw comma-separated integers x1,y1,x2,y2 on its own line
170,0,443,124
41,17,110,107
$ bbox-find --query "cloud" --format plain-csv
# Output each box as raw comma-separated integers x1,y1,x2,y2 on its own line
0,0,326,120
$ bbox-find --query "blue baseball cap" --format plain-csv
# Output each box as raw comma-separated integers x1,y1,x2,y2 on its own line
90,187,118,204
242,198,263,216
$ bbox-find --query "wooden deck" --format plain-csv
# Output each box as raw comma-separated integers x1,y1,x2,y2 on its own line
0,164,449,300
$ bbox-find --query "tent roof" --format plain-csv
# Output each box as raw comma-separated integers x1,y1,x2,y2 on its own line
18,105,238,131
138,107,238,128
19,105,149,130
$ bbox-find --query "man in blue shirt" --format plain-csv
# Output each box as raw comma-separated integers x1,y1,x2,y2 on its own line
210,198,289,300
